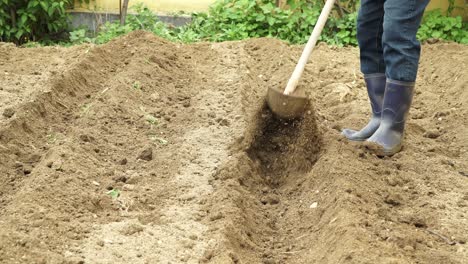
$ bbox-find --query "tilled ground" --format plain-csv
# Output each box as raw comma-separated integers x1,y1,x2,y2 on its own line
0,31,467,264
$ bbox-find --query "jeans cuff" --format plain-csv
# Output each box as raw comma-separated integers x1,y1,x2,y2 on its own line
364,73,386,79
387,78,416,87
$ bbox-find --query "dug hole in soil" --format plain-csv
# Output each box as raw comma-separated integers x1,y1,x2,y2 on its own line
0,31,467,263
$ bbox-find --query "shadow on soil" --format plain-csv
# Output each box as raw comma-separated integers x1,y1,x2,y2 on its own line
247,103,322,187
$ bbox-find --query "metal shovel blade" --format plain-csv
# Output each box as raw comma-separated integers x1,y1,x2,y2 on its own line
266,86,309,119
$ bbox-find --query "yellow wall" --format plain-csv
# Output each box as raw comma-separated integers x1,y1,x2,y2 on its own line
427,0,466,17
74,0,466,18
73,0,216,13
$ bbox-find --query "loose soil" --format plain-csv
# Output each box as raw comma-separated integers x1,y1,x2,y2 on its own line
0,31,467,264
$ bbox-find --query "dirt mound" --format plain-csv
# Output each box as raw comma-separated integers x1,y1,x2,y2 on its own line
0,31,467,263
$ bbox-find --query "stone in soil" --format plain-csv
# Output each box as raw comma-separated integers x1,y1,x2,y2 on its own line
138,147,153,161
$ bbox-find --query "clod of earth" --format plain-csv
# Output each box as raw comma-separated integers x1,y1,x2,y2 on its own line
120,223,145,236
423,130,441,139
2,107,15,118
137,147,153,161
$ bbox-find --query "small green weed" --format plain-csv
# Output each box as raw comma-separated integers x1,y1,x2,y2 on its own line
46,133,58,143
107,189,120,199
80,103,93,116
132,81,141,90
150,135,168,145
145,114,158,125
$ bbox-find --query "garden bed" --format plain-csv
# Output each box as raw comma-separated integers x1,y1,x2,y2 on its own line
0,31,467,263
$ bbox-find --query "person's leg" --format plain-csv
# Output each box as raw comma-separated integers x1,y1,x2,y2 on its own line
357,0,385,75
382,0,430,82
365,0,430,156
342,0,386,141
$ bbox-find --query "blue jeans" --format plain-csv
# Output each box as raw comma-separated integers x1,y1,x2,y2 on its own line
357,0,430,82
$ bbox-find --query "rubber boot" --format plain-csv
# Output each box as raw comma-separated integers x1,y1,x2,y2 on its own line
342,73,386,141
364,79,415,156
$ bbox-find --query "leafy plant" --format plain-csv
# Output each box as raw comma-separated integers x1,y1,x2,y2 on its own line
0,0,72,44
94,22,134,44
181,0,466,45
90,3,176,45
179,0,325,44
21,41,42,48
59,1,468,47
178,0,360,45
325,12,357,46
69,28,92,44
417,10,468,44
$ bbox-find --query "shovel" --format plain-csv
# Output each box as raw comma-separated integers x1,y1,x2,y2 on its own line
267,0,336,119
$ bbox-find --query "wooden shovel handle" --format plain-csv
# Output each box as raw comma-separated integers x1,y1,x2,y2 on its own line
283,0,336,95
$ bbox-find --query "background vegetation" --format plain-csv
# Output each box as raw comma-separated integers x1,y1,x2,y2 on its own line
1,0,467,46
0,0,71,44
